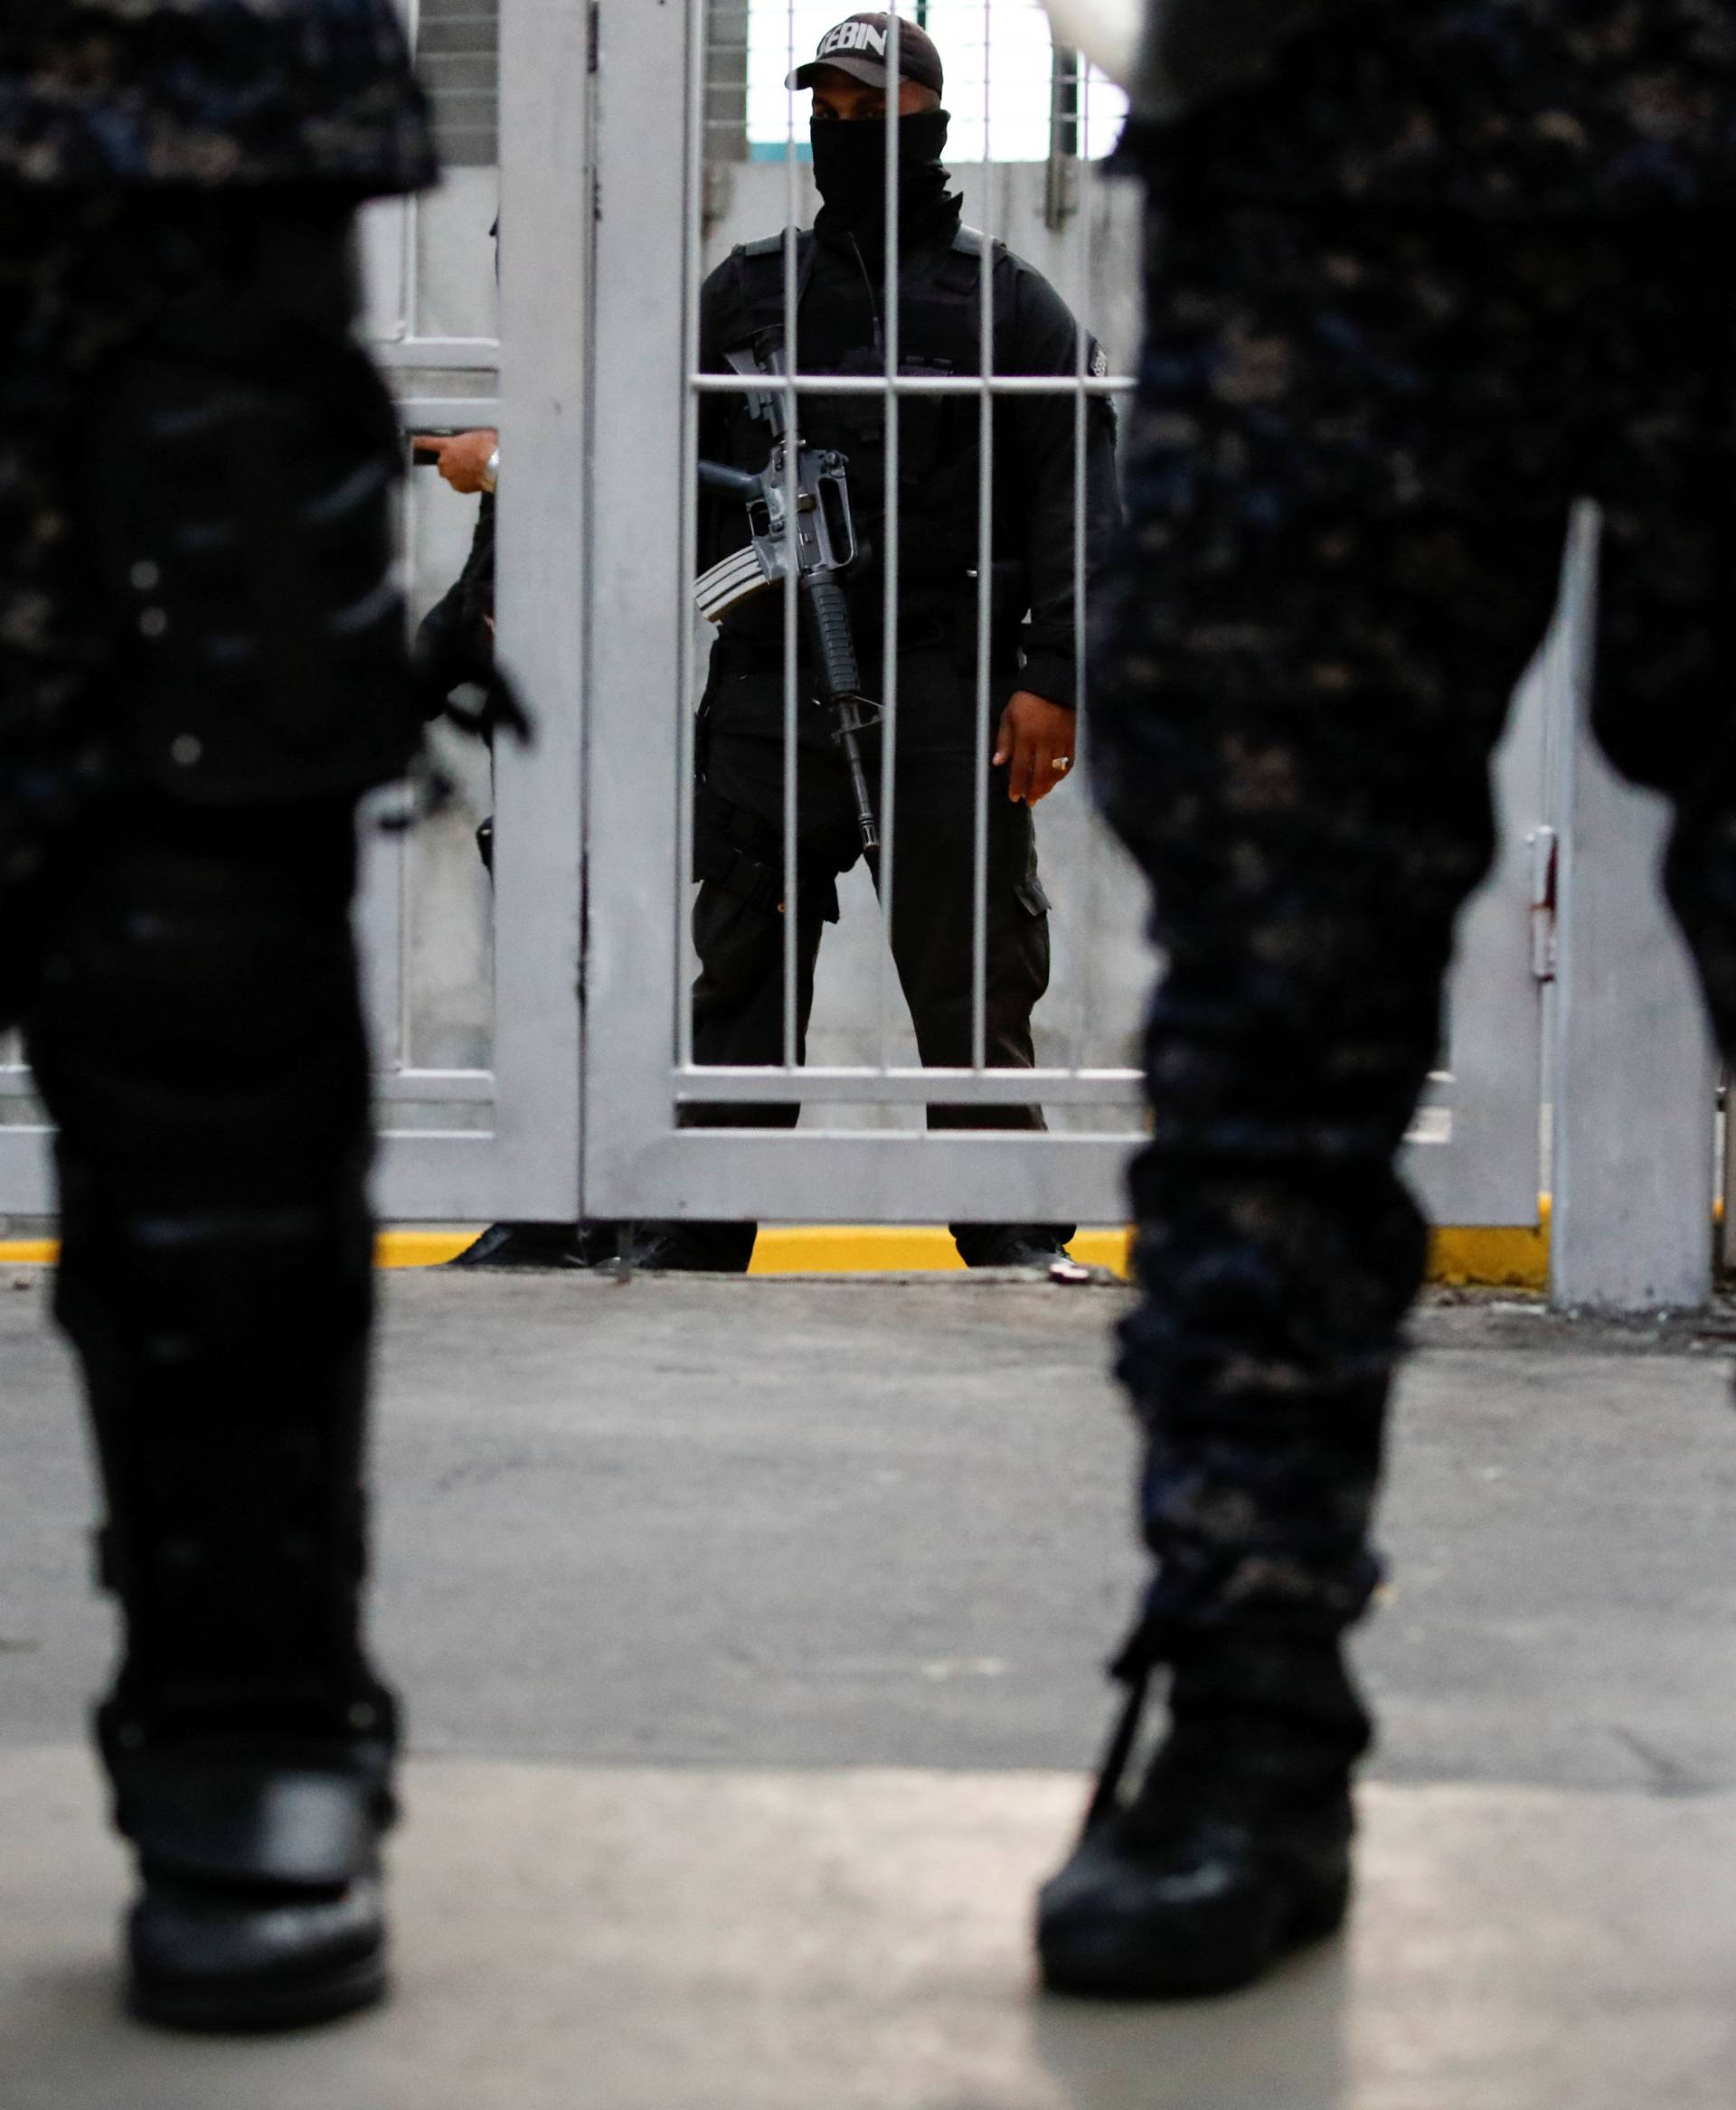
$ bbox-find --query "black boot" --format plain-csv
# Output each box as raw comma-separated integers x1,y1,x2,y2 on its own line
621,1220,757,1272
21,795,403,2031
447,1220,621,1269
1038,1634,1369,1999
47,1170,402,2032
951,1222,1080,1271
115,1735,394,2031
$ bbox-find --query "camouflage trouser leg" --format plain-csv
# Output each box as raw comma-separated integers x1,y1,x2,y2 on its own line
0,190,412,1766
1094,195,1736,1662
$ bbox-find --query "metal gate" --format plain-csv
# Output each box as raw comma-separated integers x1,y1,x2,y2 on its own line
0,0,586,1228
576,0,1552,1234
0,0,1556,1241
355,0,590,1224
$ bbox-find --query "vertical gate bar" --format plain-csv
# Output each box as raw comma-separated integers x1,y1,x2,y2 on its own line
401,0,423,344
402,460,420,1071
391,457,417,1071
380,0,418,1088
1069,46,1098,1073
489,0,589,1220
676,0,709,1071
401,814,416,1072
782,0,802,1070
877,4,904,1074
970,0,995,1073
1723,1066,1736,1276
584,0,708,1210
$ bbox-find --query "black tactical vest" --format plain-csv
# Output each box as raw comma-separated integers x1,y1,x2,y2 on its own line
703,222,1022,641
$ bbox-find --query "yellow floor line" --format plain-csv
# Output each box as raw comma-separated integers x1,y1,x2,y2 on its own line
1429,1197,1551,1293
379,1229,480,1268
747,1226,1124,1275
0,1208,1553,1288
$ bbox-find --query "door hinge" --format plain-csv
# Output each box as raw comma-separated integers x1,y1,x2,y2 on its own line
1528,825,1558,984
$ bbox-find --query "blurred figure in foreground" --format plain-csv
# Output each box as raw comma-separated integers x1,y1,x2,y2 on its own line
1035,0,1736,1998
0,1,437,2030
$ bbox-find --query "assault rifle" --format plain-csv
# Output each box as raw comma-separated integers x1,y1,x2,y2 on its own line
695,341,882,854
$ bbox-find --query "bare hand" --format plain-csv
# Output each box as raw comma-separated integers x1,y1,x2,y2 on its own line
992,690,1076,805
413,428,499,494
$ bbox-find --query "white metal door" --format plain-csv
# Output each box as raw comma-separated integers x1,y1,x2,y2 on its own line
0,0,589,1230
357,0,590,1222
350,0,594,1232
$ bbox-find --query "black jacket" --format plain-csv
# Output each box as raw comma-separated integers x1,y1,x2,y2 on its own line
415,492,496,708
697,193,1119,741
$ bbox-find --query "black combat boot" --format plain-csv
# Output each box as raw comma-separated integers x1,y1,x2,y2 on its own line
46,1168,402,2031
1038,1633,1370,1999
447,1220,621,1268
622,1220,758,1271
111,1728,395,2030
951,1223,1080,1272
22,788,406,2030
75,1329,402,2031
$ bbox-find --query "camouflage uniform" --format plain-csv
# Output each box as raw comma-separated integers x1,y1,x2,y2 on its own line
1,3,431,883
1098,1,1736,1672
0,1,430,188
0,5,434,2024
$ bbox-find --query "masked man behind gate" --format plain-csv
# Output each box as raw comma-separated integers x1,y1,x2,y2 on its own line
638,13,1121,1275
0,0,469,2032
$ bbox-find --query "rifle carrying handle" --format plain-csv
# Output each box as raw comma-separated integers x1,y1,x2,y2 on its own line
801,572,862,704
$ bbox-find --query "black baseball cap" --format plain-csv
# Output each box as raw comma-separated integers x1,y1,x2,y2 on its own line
787,13,946,96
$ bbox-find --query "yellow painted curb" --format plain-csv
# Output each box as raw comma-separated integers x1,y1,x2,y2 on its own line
378,1229,480,1268
752,1216,1552,1288
747,1226,1133,1275
0,1205,1555,1288
1429,1195,1551,1293
0,1230,483,1271
0,1240,57,1266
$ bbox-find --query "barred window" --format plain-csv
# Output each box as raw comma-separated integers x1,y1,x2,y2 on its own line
419,0,501,168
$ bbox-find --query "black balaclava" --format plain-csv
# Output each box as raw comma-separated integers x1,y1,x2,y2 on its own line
810,108,953,244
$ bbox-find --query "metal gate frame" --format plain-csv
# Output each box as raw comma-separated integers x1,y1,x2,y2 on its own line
0,0,1559,1240
584,0,1134,1226
576,0,1552,1232
358,0,590,1223
0,0,588,1229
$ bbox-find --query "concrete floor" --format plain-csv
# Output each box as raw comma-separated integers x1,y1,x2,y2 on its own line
4,1271,1736,2105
